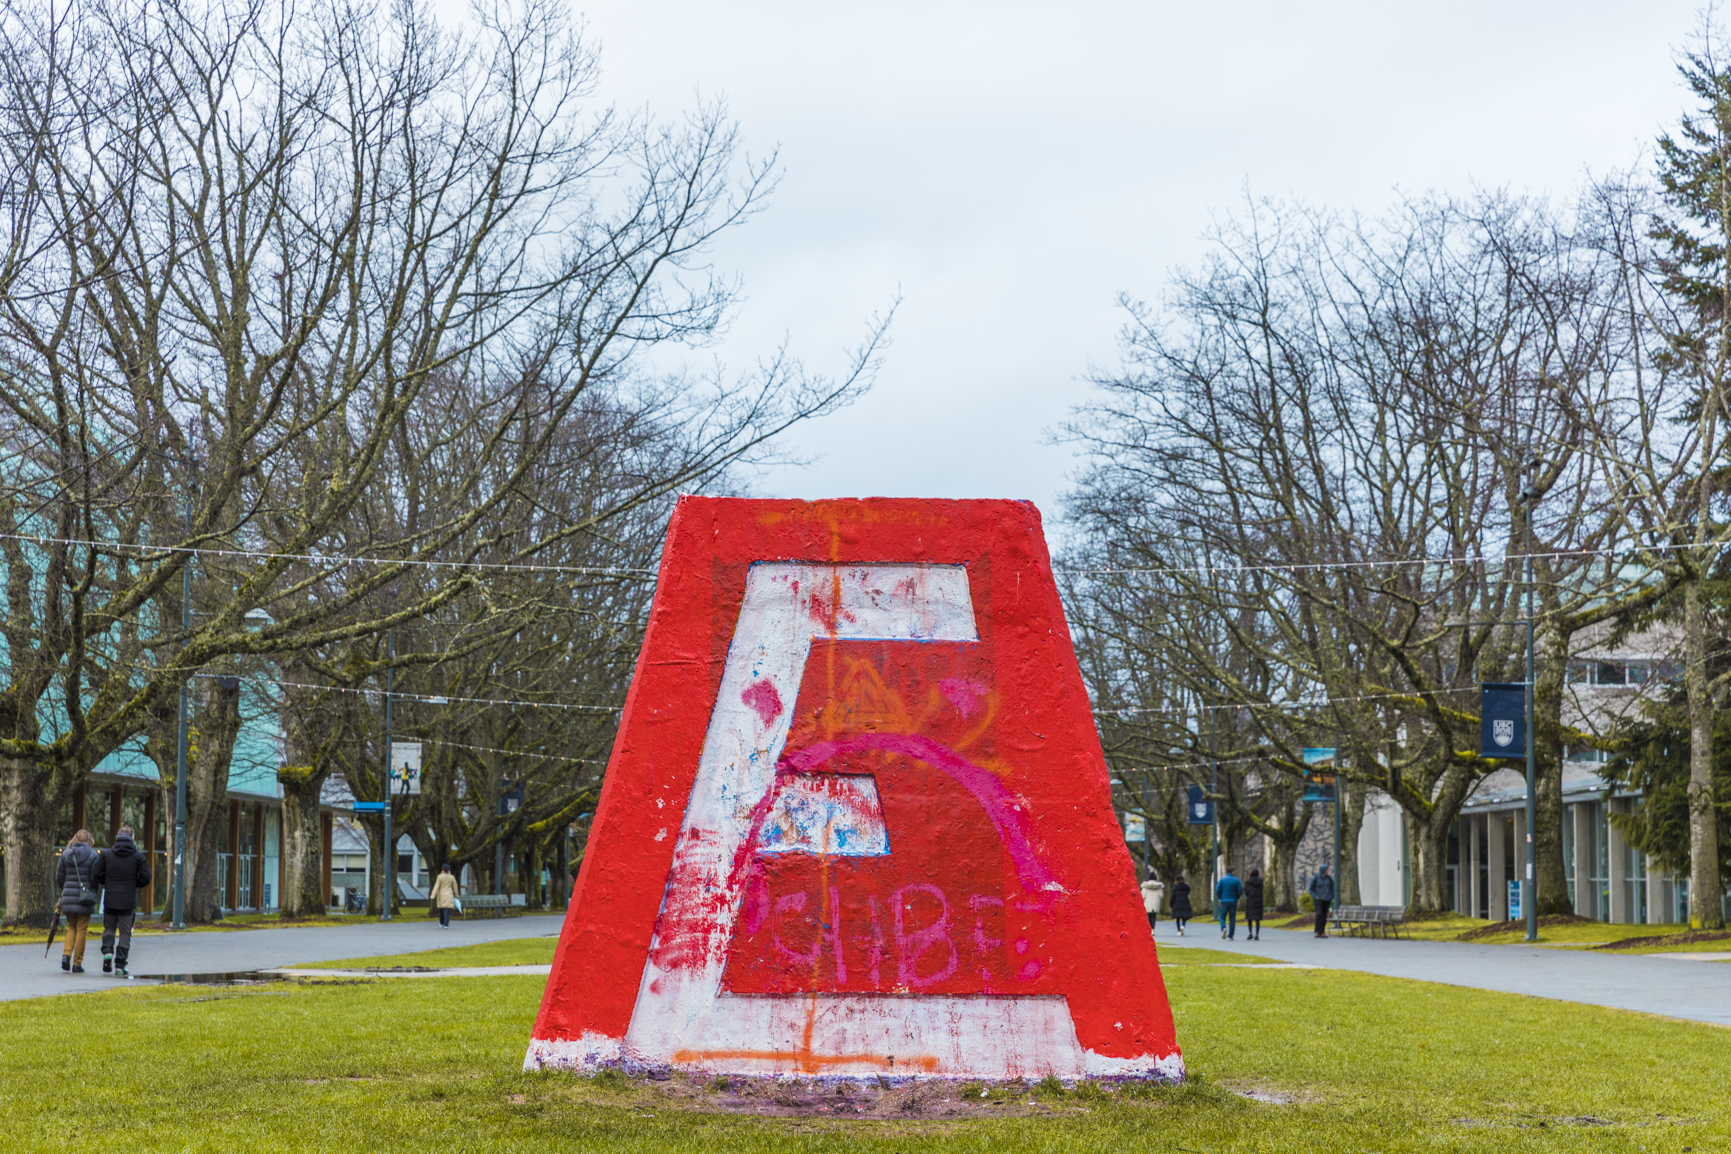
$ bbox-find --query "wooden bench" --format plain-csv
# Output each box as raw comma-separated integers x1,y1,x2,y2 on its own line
1327,904,1409,939
460,894,512,919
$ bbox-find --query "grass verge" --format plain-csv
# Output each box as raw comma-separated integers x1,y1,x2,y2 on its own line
1156,945,1284,965
3,955,1726,1151
297,936,559,969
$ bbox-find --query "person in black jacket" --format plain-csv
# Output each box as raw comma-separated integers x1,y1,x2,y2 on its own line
1168,874,1193,937
93,825,152,978
54,830,100,973
1242,868,1265,941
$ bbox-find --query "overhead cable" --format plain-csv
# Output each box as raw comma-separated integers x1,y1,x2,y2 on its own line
0,530,657,578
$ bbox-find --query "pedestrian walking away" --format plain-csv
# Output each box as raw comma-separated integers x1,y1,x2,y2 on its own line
93,825,152,977
1169,874,1193,936
1214,866,1243,940
54,830,100,974
1140,872,1164,934
1242,868,1265,941
1309,864,1337,938
430,863,461,928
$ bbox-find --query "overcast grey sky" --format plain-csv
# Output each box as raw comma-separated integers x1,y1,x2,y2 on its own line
572,2,1703,527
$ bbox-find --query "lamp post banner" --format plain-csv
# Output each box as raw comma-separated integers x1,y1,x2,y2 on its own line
1479,682,1527,758
1186,782,1214,825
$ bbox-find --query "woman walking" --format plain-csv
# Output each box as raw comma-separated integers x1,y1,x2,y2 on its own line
1243,868,1266,941
430,863,461,928
1169,873,1193,936
1139,872,1164,935
55,830,100,973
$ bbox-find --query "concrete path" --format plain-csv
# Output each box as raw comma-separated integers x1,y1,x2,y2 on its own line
1156,919,1731,1026
0,914,565,1003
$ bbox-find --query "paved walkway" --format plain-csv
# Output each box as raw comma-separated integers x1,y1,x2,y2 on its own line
0,914,565,1002
1157,919,1731,1026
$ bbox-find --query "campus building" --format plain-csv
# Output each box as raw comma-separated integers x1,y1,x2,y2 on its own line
31,682,322,916
1359,636,1721,924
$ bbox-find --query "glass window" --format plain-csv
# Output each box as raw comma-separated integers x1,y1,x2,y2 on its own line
1624,837,1646,924
1625,663,1649,685
87,787,114,846
1562,812,1576,908
1594,661,1626,687
1566,661,1589,685
263,810,280,912
1591,803,1610,921
55,795,76,848
120,792,148,842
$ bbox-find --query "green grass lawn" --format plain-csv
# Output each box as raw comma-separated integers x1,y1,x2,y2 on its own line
3,955,1724,1151
1270,910,1707,949
297,935,561,969
1157,945,1284,965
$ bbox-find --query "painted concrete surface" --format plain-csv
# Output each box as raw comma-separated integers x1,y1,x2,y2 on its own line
1154,921,1731,1026
0,914,565,1002
531,499,1180,1081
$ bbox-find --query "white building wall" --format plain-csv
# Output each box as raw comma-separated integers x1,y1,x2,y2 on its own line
1357,791,1404,905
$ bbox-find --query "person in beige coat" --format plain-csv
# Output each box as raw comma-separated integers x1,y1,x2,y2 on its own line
1140,873,1164,935
430,864,461,928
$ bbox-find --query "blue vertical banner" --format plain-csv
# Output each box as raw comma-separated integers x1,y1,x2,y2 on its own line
1479,682,1527,758
1186,782,1215,825
1301,748,1338,803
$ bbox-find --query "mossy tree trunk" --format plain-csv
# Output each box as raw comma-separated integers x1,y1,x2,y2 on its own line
0,755,73,929
277,765,330,917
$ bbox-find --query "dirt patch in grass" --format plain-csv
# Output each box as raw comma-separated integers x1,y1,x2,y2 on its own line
597,1071,1160,1120
1591,929,1731,951
1455,914,1595,942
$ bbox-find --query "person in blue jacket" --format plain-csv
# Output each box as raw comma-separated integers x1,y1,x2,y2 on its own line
1308,865,1338,938
1214,867,1243,940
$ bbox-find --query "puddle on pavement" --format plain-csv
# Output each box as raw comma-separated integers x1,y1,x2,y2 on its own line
134,971,287,985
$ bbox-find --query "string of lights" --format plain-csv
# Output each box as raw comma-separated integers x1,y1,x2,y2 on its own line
1093,685,1478,717
195,670,622,714
1059,540,1693,579
3,527,1704,584
0,530,657,578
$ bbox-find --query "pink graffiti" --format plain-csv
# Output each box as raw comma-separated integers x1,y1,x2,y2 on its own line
939,677,990,719
724,882,1035,991
777,732,1060,901
892,883,960,989
740,679,784,726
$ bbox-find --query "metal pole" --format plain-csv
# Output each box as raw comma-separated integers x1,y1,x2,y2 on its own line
1210,701,1219,903
1524,495,1539,943
380,630,396,921
171,501,192,931
1333,773,1342,890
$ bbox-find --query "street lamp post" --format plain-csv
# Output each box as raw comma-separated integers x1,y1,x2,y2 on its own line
170,498,193,931
380,628,396,922
1522,479,1540,944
